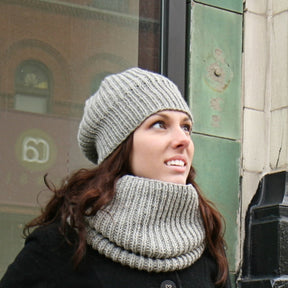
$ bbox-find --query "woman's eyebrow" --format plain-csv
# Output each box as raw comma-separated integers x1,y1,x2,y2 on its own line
182,116,192,122
151,112,192,123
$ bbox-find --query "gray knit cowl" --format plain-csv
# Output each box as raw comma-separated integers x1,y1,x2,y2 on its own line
86,175,206,273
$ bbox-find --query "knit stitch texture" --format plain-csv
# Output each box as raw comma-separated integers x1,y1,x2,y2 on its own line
78,67,192,165
86,175,206,272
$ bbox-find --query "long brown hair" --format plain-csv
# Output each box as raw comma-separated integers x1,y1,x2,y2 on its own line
24,133,228,286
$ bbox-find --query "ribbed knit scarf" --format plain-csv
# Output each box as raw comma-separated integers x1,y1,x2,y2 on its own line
86,175,206,272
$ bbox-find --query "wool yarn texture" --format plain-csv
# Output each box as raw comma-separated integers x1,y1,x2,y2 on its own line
77,67,193,165
86,175,206,273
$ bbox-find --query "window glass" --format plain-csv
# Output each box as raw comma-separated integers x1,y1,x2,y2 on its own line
15,61,50,114
91,0,129,12
0,0,161,277
14,94,48,114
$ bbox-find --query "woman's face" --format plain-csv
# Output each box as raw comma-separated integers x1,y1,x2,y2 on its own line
130,110,194,185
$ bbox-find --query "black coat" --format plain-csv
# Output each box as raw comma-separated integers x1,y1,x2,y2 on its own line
0,222,230,288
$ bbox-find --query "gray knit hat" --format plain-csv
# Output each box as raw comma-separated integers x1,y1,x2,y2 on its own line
78,67,192,165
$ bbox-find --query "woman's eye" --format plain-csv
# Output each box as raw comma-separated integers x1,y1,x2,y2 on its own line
182,124,192,134
152,121,165,129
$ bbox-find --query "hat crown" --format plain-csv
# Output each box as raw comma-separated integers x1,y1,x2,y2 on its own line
78,67,192,164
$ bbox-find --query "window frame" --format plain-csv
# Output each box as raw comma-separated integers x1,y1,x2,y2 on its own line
161,0,187,99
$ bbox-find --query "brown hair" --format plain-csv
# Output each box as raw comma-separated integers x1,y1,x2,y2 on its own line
24,133,228,286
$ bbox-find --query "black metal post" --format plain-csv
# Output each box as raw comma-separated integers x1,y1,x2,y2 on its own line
239,171,288,288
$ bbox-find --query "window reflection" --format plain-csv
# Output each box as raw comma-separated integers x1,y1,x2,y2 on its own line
15,61,50,114
91,0,129,13
0,0,161,278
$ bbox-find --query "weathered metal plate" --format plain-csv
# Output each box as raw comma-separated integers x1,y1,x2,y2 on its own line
189,3,242,140
194,0,243,13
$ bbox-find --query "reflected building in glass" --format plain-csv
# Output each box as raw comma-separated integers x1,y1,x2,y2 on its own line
0,0,161,276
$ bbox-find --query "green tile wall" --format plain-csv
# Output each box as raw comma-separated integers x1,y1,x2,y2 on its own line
188,1,242,279
190,3,242,140
194,0,243,13
192,134,240,269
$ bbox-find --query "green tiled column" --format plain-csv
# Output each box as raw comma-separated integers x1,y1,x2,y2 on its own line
192,134,241,268
195,0,243,13
188,1,242,280
190,3,242,139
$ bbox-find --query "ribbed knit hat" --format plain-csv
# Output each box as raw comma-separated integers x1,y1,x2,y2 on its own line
78,67,192,165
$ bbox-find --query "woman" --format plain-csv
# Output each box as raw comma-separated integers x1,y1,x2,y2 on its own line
0,68,230,288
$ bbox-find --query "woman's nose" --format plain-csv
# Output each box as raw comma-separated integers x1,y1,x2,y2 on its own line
171,127,191,148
